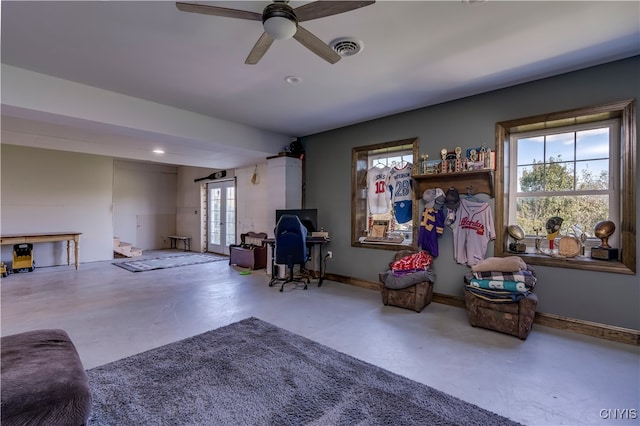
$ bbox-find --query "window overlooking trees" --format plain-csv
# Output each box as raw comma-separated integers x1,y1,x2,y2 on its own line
509,120,619,248
495,100,636,274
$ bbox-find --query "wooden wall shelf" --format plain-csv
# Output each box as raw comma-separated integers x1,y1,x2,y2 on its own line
413,169,494,197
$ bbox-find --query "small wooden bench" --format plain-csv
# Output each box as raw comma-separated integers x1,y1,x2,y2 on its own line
168,235,191,251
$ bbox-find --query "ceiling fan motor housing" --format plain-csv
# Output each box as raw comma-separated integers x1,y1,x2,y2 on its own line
262,3,298,39
263,3,298,25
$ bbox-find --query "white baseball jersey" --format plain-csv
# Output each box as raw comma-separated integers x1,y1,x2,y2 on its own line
367,165,391,214
452,198,496,266
386,162,413,224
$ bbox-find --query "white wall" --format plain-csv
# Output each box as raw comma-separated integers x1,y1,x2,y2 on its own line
235,163,272,236
0,145,279,268
176,163,272,253
113,160,177,250
176,166,213,253
0,144,114,266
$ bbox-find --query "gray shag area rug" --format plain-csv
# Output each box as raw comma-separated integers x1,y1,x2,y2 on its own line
87,317,521,425
112,253,227,272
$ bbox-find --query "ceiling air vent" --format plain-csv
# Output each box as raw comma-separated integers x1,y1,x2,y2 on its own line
329,37,363,57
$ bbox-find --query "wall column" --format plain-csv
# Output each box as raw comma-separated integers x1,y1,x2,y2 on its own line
266,153,302,277
266,154,302,230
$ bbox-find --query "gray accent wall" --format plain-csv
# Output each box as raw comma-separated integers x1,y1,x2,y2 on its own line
303,56,640,330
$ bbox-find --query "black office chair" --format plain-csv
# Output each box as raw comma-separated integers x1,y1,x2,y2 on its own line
272,214,310,292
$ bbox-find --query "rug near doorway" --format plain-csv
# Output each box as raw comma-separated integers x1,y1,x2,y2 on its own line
112,253,227,272
86,317,522,425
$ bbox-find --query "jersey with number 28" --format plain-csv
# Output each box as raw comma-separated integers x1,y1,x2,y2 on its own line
387,162,413,224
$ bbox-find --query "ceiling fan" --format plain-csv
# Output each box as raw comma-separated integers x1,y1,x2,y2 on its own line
176,1,375,65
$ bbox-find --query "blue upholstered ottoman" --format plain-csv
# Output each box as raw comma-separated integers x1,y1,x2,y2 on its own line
1,329,92,425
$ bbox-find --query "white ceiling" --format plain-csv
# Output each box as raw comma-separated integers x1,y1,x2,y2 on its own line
2,1,639,168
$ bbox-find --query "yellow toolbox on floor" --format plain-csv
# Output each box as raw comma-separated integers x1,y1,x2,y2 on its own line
0,261,8,277
13,243,35,272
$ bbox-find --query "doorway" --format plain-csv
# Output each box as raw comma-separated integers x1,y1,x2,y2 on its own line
207,180,236,255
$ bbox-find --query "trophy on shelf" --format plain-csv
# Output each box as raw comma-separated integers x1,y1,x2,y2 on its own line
545,216,563,250
440,148,448,173
420,154,429,175
591,220,619,260
534,227,542,251
507,225,527,253
454,147,462,172
571,225,589,256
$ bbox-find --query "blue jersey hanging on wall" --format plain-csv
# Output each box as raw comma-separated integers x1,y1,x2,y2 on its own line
386,162,413,224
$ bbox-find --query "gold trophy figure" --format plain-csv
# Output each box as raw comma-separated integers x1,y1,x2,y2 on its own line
507,225,526,253
591,220,619,260
440,149,448,173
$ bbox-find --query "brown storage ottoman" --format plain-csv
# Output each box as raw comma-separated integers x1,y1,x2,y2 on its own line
464,288,538,340
380,278,433,313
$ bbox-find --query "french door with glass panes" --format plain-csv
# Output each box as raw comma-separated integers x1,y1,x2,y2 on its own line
207,180,236,254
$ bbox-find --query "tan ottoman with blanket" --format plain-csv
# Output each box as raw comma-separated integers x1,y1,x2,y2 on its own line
464,257,538,340
1,329,92,426
464,288,538,340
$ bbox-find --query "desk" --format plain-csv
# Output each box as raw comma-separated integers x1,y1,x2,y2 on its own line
264,237,330,287
0,232,81,270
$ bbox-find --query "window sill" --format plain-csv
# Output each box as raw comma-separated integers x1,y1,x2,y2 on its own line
352,241,414,251
508,252,635,275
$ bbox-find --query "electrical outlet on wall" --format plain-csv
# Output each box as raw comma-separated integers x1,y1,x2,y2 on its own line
327,251,333,259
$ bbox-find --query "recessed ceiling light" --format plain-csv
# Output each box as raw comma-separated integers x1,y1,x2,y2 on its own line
284,76,302,85
153,149,165,154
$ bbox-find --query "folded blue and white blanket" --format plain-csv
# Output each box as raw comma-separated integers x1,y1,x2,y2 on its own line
467,278,529,293
471,269,536,289
465,285,529,303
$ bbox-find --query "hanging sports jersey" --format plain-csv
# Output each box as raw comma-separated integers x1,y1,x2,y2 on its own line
418,207,445,257
451,198,496,266
387,162,413,224
366,165,391,214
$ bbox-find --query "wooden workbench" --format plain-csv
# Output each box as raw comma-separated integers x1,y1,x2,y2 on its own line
0,232,81,270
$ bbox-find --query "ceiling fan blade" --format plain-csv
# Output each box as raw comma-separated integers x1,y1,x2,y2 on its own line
293,25,341,64
176,2,262,21
294,1,375,22
245,33,275,65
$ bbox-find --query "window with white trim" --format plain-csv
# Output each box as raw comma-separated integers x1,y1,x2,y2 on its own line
508,120,620,253
495,99,636,274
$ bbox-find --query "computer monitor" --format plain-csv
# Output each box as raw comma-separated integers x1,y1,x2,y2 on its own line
275,209,318,234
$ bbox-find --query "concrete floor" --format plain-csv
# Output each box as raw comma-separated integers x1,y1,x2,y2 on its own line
1,250,638,426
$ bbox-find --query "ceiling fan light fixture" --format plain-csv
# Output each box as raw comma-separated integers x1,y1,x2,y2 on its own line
263,16,297,40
